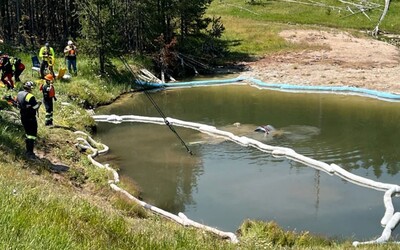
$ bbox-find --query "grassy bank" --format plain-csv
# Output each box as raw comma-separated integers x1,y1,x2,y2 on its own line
0,54,342,249
1,58,396,250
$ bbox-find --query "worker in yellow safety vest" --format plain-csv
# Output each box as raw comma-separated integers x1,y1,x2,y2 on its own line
38,42,55,79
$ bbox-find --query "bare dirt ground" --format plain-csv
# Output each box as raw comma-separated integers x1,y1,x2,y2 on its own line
240,29,400,94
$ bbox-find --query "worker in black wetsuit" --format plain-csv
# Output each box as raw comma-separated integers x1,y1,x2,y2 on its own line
16,81,42,159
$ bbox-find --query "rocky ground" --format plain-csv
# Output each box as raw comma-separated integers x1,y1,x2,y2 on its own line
240,29,400,94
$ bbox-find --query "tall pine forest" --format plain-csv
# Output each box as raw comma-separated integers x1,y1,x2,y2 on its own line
0,0,225,76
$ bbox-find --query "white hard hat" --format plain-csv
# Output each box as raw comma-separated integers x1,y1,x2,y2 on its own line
24,81,34,90
68,40,73,45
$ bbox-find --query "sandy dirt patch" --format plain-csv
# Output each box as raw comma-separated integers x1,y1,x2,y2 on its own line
240,29,400,94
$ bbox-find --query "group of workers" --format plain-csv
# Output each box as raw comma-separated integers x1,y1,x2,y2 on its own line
39,40,78,79
1,40,76,159
0,40,78,90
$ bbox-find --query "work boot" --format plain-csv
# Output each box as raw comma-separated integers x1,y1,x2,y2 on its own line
25,151,37,160
25,138,36,159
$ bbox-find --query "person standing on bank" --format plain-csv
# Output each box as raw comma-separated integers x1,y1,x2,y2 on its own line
0,51,15,89
11,57,25,82
16,81,42,159
39,42,55,79
40,74,56,126
63,40,77,76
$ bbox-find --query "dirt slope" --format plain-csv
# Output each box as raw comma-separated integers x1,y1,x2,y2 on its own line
241,29,400,94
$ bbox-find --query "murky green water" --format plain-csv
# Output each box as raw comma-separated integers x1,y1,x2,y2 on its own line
95,84,400,240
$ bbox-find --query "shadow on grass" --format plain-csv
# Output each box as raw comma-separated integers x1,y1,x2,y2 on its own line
38,157,70,174
78,36,257,85
245,1,272,7
50,125,77,132
200,38,258,75
1,112,70,175
0,114,24,156
20,154,70,176
223,39,260,61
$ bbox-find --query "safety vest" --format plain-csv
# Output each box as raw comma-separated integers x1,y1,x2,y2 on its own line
39,46,55,64
16,91,39,117
43,48,50,58
40,82,55,98
10,57,24,71
69,48,76,56
65,45,77,58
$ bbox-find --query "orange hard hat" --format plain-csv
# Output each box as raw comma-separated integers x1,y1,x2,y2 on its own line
44,74,54,81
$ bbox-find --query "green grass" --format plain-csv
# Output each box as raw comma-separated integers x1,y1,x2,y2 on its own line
0,158,236,250
0,54,236,249
0,109,236,249
208,0,400,32
216,16,317,57
207,0,400,59
0,54,340,249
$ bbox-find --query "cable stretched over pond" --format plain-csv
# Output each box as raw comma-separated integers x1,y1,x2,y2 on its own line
119,56,193,155
93,114,400,246
74,130,237,243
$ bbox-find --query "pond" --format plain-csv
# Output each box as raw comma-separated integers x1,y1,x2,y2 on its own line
95,83,400,241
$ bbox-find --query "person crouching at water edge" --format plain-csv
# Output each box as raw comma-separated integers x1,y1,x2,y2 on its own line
40,74,57,126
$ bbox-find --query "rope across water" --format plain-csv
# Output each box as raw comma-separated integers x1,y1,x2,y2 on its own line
87,77,400,245
92,114,400,246
74,130,238,243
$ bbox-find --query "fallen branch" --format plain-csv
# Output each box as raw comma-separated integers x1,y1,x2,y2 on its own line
372,0,391,36
223,3,260,15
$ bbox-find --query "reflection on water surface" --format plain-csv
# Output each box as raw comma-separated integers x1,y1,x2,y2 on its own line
96,85,400,240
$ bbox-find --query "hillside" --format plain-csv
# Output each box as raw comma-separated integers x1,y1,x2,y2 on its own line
207,0,400,94
240,29,400,94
